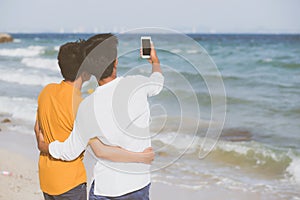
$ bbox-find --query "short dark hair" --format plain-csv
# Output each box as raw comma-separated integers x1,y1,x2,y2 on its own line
57,41,85,81
81,33,118,81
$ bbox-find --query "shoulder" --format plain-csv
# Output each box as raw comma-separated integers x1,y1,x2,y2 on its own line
122,73,164,88
77,93,94,111
38,83,58,105
75,93,96,129
123,75,150,84
124,72,164,85
38,83,59,99
149,72,164,80
117,76,149,92
41,83,59,92
125,72,163,80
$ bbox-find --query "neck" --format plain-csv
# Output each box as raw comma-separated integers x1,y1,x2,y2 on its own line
65,78,83,90
98,76,115,86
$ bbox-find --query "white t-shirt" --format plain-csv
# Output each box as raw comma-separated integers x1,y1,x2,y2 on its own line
49,72,164,196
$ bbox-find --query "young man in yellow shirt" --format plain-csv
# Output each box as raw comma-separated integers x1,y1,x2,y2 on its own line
35,40,154,200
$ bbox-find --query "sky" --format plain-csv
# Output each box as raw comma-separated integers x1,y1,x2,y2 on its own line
0,0,300,33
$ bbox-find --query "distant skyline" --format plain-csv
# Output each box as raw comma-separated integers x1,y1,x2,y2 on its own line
1,0,300,33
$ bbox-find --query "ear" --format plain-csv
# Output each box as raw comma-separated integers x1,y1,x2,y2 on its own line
81,71,91,81
114,58,118,68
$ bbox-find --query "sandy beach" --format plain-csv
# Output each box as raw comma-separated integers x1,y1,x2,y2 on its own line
0,124,267,200
0,149,43,200
0,129,43,200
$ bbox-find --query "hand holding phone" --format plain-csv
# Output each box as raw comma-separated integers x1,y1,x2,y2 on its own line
141,36,151,59
140,36,159,65
140,36,161,73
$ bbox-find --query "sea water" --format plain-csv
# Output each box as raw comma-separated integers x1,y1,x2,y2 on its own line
0,33,299,199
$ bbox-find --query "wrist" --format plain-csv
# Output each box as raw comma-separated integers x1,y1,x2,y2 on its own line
39,141,49,154
151,58,160,64
139,153,147,163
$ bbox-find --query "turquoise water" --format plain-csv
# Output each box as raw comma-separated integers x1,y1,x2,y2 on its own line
0,33,299,198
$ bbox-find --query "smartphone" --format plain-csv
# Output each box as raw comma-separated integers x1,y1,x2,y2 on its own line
141,36,151,59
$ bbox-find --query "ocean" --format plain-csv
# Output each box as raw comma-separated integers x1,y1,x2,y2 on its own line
0,33,299,199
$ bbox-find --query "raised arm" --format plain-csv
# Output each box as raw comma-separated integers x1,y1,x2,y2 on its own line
149,42,161,74
89,138,154,164
140,42,164,97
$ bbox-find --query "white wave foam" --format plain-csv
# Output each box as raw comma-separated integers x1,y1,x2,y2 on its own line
170,49,182,54
21,57,59,72
13,39,21,43
186,49,198,54
54,46,60,51
153,132,290,164
153,132,199,154
0,45,45,57
214,140,289,163
154,132,252,156
262,58,273,63
287,157,300,185
215,141,253,155
0,68,60,86
0,96,36,123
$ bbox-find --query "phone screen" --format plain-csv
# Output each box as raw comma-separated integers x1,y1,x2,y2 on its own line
142,39,151,56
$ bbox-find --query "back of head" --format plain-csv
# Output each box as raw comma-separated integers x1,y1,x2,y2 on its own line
82,33,118,81
57,41,85,81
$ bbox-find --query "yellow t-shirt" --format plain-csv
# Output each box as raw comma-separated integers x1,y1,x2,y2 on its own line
37,81,86,195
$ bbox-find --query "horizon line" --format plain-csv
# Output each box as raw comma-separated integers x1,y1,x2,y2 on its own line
3,31,300,35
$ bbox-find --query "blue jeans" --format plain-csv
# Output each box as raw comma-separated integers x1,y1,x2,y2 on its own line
43,183,86,200
89,181,150,200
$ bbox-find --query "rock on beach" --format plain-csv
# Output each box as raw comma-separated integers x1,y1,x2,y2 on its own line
0,33,13,43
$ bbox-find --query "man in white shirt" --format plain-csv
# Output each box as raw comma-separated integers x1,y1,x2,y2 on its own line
44,33,164,199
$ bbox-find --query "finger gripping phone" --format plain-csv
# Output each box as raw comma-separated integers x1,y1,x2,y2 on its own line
141,36,151,59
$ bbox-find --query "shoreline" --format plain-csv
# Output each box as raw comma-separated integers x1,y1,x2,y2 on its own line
0,130,263,200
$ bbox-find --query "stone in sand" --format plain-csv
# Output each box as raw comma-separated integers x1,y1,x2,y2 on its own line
1,118,11,123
